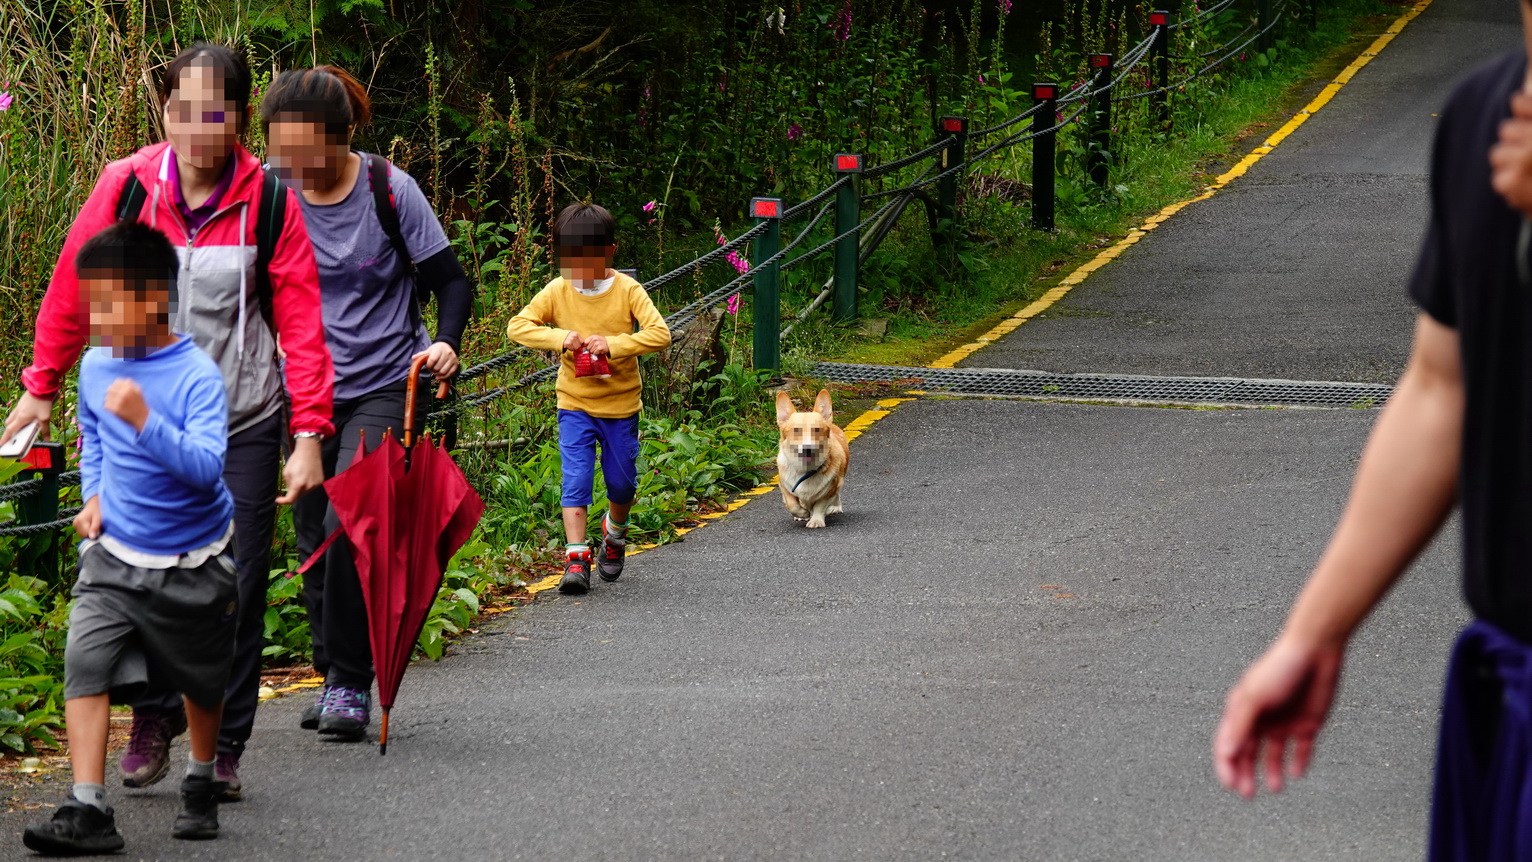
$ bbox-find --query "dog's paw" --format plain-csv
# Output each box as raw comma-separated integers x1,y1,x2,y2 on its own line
806,516,827,529
827,503,844,515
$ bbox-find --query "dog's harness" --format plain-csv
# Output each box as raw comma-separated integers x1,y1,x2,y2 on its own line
789,465,821,493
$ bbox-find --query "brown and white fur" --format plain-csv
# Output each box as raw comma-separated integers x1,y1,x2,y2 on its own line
775,389,849,529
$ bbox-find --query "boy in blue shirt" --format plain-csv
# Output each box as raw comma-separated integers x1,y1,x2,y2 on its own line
22,222,238,855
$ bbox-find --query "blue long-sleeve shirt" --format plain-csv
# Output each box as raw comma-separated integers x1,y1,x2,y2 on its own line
79,336,233,556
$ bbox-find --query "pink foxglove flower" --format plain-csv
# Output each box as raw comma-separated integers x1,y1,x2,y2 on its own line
726,294,741,315
832,0,852,41
643,200,657,213
787,122,803,141
0,89,12,112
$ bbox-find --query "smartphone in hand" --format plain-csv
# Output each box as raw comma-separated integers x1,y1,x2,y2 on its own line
0,421,40,460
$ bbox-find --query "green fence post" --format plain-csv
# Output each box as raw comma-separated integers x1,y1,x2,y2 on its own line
1307,0,1317,31
1258,0,1273,53
935,115,968,245
750,197,783,375
1032,83,1058,231
15,441,63,578
1087,53,1114,188
1151,10,1171,129
832,153,863,323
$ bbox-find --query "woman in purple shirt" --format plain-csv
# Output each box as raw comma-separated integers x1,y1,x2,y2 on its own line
261,66,473,741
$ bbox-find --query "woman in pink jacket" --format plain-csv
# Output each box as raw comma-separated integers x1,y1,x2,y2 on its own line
1,43,334,800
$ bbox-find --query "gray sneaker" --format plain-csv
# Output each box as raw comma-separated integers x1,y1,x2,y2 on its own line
597,533,626,582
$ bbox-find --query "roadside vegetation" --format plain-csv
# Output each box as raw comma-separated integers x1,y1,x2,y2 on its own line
0,0,1386,754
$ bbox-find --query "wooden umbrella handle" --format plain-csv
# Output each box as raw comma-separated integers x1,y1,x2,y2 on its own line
404,355,449,449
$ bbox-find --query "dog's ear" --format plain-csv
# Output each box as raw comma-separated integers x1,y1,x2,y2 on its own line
775,391,796,425
814,389,833,422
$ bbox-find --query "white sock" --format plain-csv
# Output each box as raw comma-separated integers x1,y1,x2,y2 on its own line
566,543,590,558
605,516,628,545
72,783,107,811
186,755,214,780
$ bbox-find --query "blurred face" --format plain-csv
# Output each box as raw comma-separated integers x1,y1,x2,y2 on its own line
82,275,171,358
558,244,615,283
163,61,240,169
266,117,349,191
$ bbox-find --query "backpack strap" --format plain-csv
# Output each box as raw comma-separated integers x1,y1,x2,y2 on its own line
116,174,147,222
367,154,415,274
365,153,429,333
253,166,286,331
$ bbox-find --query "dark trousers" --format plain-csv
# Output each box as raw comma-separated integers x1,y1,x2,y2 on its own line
294,382,418,691
133,411,282,756
1429,619,1532,861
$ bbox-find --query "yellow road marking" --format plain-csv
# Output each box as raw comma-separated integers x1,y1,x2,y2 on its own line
927,0,1435,371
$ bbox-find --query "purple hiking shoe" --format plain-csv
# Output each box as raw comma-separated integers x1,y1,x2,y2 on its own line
317,686,370,741
120,707,187,788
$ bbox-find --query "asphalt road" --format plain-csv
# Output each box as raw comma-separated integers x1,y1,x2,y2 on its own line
970,0,1520,383
2,0,1511,859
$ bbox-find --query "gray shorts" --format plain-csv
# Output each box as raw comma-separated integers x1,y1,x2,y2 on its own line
64,543,239,709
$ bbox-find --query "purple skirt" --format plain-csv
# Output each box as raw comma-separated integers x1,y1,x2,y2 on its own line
1431,619,1532,861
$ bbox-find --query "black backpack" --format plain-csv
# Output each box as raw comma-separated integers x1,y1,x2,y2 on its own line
116,166,287,329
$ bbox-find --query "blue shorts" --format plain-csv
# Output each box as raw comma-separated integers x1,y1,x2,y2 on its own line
558,410,641,507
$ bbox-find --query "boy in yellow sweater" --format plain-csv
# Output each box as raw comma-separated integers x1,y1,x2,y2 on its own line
508,204,671,593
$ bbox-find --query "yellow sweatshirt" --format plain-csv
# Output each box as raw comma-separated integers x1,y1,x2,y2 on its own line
507,273,672,417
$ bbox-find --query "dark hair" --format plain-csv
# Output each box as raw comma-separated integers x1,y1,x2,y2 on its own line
260,65,372,140
553,203,616,251
76,222,179,297
160,42,252,115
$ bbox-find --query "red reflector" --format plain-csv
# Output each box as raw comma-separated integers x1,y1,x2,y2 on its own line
1089,54,1111,68
1034,85,1056,99
752,199,780,218
836,154,862,171
21,448,51,470
1150,11,1168,25
941,117,964,133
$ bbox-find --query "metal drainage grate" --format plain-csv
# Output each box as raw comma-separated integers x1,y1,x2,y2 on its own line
812,362,1393,408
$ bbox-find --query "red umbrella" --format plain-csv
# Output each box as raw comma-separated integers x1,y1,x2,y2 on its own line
300,357,484,753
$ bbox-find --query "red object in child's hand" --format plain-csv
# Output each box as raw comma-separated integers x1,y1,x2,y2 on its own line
573,350,611,379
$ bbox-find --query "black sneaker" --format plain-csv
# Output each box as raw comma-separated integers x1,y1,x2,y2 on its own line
299,686,330,731
559,552,592,594
23,799,125,855
171,776,225,840
597,531,626,583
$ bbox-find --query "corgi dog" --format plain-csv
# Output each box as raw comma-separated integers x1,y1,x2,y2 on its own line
775,389,850,528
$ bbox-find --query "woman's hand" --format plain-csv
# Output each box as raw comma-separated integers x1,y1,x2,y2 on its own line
277,436,324,505
3,392,54,446
412,342,460,382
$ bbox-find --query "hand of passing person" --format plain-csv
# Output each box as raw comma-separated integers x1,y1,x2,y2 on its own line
1213,635,1345,799
1490,92,1532,217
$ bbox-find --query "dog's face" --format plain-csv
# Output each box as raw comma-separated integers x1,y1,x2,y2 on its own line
776,390,835,468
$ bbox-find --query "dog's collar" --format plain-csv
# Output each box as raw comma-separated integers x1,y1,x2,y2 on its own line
789,465,821,493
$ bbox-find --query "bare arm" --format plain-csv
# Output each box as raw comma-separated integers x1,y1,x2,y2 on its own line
1213,312,1462,798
